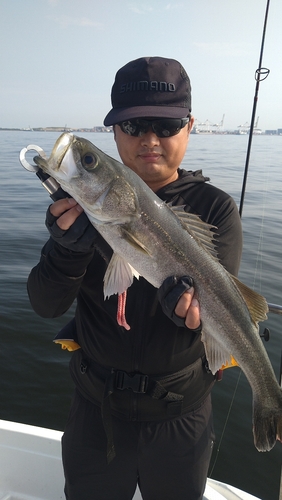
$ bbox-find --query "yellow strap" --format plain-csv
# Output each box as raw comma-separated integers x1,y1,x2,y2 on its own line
53,339,81,352
221,355,239,370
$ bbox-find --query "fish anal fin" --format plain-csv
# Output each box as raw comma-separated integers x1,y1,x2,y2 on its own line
103,253,139,299
231,275,269,325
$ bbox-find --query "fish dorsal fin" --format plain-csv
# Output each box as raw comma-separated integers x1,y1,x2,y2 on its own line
170,205,218,258
231,275,269,326
103,252,139,299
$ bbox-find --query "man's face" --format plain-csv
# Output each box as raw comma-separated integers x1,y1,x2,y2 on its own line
114,117,194,192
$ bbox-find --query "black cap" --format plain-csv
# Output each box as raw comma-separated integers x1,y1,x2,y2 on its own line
104,56,192,126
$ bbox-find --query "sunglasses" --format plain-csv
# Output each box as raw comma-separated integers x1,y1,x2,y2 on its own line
117,117,190,138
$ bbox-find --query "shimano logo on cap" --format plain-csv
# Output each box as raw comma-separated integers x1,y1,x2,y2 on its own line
120,81,176,93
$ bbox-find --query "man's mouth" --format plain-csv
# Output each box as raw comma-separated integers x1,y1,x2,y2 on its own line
139,153,161,162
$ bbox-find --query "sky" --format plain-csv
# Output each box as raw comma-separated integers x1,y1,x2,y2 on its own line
1,0,281,131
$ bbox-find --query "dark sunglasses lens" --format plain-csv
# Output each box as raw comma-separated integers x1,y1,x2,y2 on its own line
119,118,189,137
120,119,149,136
152,119,187,137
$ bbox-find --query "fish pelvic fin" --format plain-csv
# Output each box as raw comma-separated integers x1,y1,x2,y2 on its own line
231,275,269,326
253,393,282,451
169,206,218,258
103,252,139,299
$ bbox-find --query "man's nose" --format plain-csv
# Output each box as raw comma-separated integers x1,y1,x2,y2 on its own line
140,129,161,146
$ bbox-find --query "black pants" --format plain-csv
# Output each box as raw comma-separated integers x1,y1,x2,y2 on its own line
62,390,214,500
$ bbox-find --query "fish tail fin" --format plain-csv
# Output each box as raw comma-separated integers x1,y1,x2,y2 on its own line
253,396,282,451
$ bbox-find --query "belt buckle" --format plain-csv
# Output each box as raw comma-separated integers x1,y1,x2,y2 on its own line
115,371,149,393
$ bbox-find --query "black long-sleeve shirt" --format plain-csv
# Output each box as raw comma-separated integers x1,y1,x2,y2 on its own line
27,169,242,420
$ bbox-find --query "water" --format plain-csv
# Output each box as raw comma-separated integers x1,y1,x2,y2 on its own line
0,131,281,500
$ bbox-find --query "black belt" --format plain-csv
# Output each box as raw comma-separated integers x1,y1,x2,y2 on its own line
102,369,184,463
115,370,149,393
76,356,214,464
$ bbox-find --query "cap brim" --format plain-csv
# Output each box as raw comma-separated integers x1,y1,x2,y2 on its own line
104,105,190,126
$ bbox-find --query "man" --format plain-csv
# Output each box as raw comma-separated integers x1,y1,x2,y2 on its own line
27,57,242,500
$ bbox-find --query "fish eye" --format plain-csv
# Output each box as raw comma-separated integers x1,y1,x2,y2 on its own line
82,152,97,169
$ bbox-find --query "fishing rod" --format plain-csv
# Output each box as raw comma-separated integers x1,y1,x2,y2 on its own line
239,0,270,217
237,0,282,320
237,6,282,498
211,0,282,485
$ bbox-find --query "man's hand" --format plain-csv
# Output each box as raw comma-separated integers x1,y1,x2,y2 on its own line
45,198,100,253
174,287,200,329
49,197,83,229
157,276,201,330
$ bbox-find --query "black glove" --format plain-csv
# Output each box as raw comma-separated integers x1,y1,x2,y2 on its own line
158,275,197,328
45,205,112,260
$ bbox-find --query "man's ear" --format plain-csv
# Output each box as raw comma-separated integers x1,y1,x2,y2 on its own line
188,116,194,134
113,124,117,141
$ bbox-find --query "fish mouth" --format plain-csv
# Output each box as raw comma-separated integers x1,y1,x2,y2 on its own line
34,133,74,173
49,133,74,172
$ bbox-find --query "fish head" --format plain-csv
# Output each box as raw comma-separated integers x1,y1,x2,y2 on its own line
34,133,140,225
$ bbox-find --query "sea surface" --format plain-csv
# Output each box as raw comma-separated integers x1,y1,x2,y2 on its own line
0,130,281,500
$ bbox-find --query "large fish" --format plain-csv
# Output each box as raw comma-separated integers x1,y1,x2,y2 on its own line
31,132,282,452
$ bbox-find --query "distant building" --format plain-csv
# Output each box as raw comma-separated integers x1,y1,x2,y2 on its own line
265,129,278,135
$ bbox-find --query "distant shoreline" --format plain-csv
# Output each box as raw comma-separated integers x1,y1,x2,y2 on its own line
0,127,281,136
0,127,113,133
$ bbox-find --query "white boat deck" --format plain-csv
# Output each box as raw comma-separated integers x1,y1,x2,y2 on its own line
0,420,260,500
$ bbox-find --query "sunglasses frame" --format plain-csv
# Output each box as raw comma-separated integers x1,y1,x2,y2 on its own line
117,117,190,138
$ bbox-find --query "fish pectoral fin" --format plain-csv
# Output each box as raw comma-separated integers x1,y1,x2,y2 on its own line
231,275,269,326
169,206,218,258
121,228,151,255
103,252,139,298
201,328,235,375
